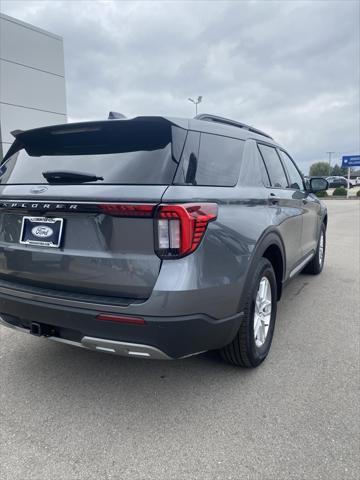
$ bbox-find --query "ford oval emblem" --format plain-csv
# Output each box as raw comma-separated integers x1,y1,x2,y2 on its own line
30,186,48,194
31,226,54,238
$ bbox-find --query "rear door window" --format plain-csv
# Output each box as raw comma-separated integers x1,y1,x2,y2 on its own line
176,132,244,186
258,144,288,188
256,147,271,187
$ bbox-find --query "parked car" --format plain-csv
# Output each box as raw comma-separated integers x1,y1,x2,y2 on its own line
326,176,351,188
0,113,328,367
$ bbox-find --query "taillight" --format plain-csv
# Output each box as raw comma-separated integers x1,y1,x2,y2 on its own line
155,203,218,258
98,204,155,217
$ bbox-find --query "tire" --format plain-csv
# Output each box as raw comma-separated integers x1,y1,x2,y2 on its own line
220,258,277,368
302,223,326,275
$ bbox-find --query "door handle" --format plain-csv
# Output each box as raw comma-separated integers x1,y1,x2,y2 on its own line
268,193,280,205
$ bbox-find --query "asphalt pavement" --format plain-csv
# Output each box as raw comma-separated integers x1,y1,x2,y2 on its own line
1,200,359,480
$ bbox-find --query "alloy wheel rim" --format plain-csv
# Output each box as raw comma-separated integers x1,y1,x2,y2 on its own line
254,276,272,348
319,232,324,265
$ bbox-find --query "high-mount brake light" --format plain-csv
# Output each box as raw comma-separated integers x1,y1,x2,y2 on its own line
98,204,156,217
155,203,218,258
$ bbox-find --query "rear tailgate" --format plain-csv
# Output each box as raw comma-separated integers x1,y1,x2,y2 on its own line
0,185,167,299
0,118,187,300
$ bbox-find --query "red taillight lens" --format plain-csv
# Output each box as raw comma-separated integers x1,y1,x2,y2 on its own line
98,204,156,217
155,203,218,258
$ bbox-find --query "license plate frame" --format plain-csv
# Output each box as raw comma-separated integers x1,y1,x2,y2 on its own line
20,216,64,248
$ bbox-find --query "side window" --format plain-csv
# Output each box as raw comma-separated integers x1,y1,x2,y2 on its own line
255,146,270,186
278,150,304,190
176,132,245,186
258,144,288,188
238,143,270,187
174,131,200,184
196,134,244,186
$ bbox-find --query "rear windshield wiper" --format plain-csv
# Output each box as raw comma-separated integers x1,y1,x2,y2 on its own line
42,171,104,184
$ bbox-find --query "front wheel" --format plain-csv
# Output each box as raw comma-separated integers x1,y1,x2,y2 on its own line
220,258,277,368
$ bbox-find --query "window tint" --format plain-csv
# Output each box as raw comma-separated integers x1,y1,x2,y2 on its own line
278,150,304,190
239,145,270,187
258,144,288,188
177,133,244,186
174,131,200,184
256,148,270,187
0,122,186,186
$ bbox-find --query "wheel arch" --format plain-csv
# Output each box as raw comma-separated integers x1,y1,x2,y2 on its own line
323,213,328,230
262,244,284,301
243,230,286,305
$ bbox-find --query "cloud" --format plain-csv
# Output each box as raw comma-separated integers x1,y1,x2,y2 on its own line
1,0,359,173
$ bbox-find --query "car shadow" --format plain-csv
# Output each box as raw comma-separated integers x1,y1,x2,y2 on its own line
6,336,260,412
2,272,312,420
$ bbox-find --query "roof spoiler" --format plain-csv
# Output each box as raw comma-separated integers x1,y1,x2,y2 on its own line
11,129,24,138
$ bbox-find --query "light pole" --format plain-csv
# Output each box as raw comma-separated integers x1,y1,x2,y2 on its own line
326,151,335,174
188,96,202,116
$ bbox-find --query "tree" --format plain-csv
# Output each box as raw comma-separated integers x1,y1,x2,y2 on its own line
309,162,330,176
331,164,347,176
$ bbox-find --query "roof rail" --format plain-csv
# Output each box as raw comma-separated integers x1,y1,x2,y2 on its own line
194,114,273,140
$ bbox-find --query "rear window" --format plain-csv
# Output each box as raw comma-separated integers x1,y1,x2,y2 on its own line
0,120,187,185
175,132,244,186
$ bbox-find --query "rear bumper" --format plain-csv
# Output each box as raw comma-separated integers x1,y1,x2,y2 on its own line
0,316,172,359
0,289,243,359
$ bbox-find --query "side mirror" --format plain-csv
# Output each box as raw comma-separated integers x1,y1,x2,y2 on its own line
309,177,328,193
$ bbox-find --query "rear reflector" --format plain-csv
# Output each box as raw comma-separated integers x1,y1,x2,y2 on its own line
98,204,156,217
155,203,218,258
96,314,146,325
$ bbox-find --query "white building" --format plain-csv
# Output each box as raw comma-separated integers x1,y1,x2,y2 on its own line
0,13,67,159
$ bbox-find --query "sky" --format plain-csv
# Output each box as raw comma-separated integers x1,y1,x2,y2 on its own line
1,0,359,173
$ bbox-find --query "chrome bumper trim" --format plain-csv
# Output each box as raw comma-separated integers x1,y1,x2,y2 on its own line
81,336,171,359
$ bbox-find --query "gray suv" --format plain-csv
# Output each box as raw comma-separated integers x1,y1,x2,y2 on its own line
0,114,328,367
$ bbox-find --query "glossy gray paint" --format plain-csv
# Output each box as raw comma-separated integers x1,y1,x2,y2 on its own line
0,185,167,299
0,117,327,357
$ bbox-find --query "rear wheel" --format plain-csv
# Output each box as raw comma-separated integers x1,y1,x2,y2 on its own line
220,258,277,368
302,223,326,275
